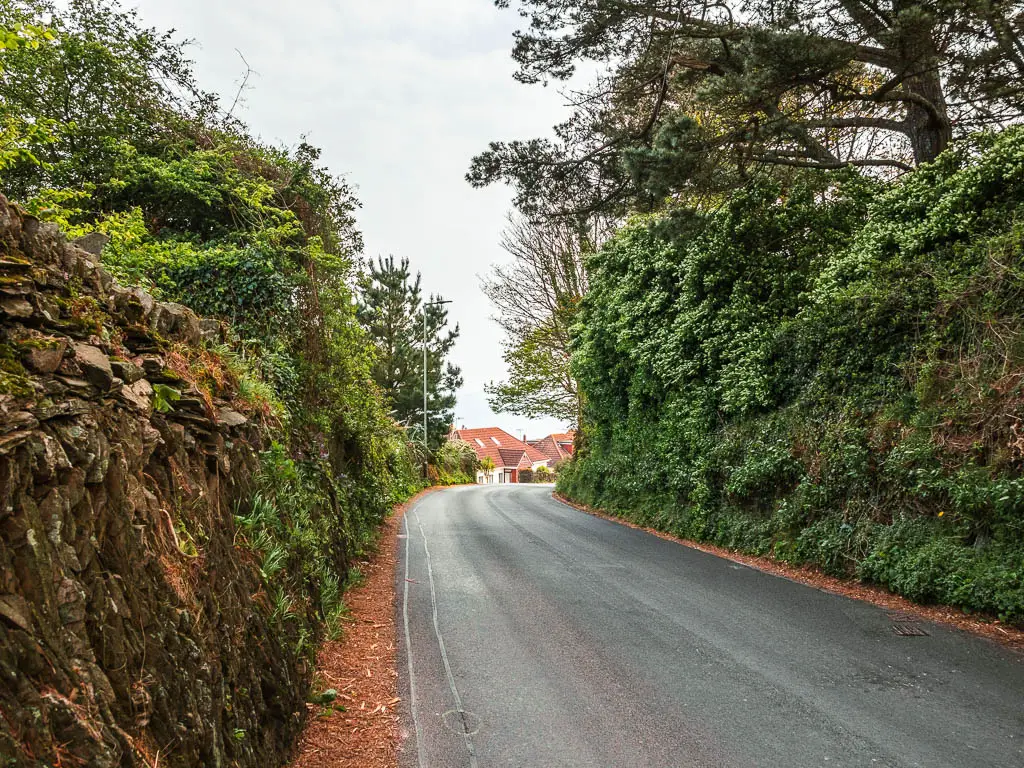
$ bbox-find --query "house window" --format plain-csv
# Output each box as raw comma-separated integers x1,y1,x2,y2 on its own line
491,436,501,445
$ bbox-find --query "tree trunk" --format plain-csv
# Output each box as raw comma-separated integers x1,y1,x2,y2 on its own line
904,66,952,164
894,4,953,164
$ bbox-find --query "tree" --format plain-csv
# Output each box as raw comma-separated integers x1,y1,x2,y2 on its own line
358,255,463,448
436,439,480,478
0,20,56,172
488,327,579,422
0,0,212,199
470,0,1024,215
480,456,496,477
0,3,426,762
483,213,594,425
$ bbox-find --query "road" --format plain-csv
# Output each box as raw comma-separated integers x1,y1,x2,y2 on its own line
396,485,1024,767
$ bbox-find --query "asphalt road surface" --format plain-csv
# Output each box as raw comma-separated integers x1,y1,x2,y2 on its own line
396,485,1024,768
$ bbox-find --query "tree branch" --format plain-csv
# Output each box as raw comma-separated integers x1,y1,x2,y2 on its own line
805,116,907,131
752,152,913,171
605,0,897,67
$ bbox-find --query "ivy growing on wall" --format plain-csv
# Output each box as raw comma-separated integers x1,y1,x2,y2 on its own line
562,129,1024,624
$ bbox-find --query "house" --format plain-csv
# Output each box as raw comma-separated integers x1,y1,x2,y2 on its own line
528,431,576,469
450,427,550,484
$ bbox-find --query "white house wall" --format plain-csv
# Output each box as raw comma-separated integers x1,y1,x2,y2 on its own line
475,462,550,484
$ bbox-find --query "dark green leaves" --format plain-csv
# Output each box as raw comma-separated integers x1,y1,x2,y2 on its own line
564,130,1024,622
474,0,1024,217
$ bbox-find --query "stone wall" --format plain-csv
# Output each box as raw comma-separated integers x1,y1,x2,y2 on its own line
0,196,307,767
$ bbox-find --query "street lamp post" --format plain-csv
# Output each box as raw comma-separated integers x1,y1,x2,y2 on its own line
423,299,452,451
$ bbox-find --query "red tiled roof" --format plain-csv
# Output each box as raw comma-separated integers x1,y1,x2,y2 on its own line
528,436,567,465
529,431,576,465
498,448,532,470
451,427,549,468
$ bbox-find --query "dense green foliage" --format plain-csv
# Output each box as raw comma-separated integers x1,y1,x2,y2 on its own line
235,440,419,654
431,439,479,485
0,20,56,170
473,0,1024,627
519,465,554,484
0,0,423,650
561,129,1024,624
0,0,209,195
357,255,462,448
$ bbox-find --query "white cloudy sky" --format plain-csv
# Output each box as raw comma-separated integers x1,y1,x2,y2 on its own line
128,0,573,440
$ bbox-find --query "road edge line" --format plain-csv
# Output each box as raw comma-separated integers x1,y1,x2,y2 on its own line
413,506,480,767
402,511,426,768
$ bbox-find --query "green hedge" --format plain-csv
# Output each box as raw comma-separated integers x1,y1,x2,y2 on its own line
562,128,1024,624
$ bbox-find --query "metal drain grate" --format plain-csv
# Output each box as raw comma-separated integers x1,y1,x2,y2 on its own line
892,622,929,637
887,610,929,636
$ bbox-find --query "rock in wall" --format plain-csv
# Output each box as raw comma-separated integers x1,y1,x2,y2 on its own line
0,196,307,767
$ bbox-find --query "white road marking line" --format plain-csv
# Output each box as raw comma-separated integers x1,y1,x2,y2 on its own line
414,506,480,768
402,513,426,768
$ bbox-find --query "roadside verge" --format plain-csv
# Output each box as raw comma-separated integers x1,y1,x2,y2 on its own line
289,487,444,768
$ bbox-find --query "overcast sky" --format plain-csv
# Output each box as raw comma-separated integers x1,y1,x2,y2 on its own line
129,0,573,440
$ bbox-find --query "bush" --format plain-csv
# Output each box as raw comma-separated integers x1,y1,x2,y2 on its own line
562,128,1024,625
435,440,479,479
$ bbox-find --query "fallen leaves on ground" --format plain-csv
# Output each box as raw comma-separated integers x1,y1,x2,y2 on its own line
289,488,438,768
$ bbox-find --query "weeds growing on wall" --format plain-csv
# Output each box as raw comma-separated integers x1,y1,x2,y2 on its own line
234,444,403,652
0,0,425,654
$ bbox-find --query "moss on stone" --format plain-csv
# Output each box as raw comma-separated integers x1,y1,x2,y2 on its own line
159,368,187,383
52,295,110,335
0,344,33,398
15,335,64,350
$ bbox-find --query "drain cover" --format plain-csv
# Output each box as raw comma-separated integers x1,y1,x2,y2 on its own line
892,622,929,636
886,611,929,636
441,709,482,736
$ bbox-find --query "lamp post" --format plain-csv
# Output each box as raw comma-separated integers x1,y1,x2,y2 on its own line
423,298,452,450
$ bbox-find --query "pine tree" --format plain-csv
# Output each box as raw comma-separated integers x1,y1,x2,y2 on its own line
357,256,462,448
470,0,1024,215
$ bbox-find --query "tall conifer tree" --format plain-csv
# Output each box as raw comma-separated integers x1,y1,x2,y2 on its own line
471,0,1024,215
357,256,462,447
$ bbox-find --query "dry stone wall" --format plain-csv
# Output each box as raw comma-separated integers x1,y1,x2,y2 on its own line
0,195,307,767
